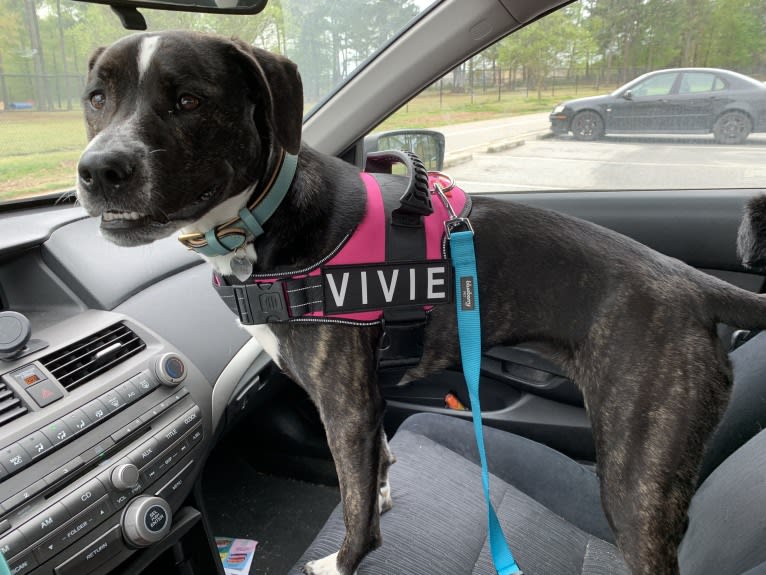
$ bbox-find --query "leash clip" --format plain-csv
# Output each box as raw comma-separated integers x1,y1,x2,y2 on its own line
433,178,473,239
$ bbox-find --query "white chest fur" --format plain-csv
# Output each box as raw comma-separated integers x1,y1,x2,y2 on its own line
242,324,282,368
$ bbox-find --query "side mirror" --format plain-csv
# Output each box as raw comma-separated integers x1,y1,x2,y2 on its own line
623,90,633,101
364,129,445,172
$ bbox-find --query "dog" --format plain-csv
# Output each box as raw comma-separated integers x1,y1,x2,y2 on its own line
75,30,766,575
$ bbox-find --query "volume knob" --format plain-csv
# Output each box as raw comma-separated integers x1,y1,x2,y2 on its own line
111,463,140,491
122,496,172,547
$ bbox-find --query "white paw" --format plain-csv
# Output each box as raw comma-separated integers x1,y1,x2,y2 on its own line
378,480,393,514
304,552,346,575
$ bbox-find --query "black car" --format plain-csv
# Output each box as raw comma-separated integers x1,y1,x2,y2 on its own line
550,67,766,143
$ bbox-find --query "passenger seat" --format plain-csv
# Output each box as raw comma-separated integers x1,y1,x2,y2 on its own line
291,333,766,575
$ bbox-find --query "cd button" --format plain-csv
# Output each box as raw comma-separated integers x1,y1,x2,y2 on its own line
61,478,107,517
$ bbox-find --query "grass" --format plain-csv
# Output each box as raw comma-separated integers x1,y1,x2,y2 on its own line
0,84,614,202
1,110,86,201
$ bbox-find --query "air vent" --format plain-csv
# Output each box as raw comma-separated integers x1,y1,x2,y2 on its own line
0,382,27,427
40,323,146,391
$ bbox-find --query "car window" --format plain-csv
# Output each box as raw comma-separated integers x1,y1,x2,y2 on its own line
630,72,679,97
372,0,766,193
0,0,432,204
679,72,725,94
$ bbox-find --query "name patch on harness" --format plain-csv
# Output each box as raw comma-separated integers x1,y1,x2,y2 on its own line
322,261,452,314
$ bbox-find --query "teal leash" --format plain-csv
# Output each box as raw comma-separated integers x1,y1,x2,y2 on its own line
0,552,11,575
438,182,523,575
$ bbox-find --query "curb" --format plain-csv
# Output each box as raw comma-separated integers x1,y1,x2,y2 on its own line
443,129,552,168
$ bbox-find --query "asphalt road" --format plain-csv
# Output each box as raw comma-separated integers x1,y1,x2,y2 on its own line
439,115,766,192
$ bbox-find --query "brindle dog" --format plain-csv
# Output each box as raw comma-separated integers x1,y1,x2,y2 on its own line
76,31,766,575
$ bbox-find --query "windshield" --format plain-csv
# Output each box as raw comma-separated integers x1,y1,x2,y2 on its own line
0,0,428,203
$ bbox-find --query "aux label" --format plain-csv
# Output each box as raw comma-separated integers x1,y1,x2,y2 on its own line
322,261,452,313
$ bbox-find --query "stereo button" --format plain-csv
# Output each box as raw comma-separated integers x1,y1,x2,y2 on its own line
2,479,47,513
129,438,159,467
7,551,36,575
0,529,27,559
54,526,125,575
19,502,70,541
61,478,107,517
44,456,84,488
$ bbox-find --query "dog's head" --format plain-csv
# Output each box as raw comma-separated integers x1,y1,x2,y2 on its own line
77,31,302,247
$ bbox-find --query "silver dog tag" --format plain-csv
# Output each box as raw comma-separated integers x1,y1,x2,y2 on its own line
231,248,253,282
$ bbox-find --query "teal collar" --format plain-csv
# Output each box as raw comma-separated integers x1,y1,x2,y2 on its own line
178,151,298,257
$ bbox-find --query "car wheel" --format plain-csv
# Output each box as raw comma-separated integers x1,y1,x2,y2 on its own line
571,111,604,141
713,111,752,145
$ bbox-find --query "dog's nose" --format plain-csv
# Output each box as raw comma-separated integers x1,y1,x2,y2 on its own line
78,149,136,194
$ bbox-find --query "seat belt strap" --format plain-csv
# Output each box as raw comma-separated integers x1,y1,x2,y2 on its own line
450,228,523,575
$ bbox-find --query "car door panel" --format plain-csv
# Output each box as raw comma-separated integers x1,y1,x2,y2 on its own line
381,188,766,461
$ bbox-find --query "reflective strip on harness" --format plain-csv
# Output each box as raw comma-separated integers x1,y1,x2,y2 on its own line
213,172,470,326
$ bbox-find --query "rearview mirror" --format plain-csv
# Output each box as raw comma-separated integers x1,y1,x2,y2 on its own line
623,90,633,100
73,0,268,30
364,130,446,172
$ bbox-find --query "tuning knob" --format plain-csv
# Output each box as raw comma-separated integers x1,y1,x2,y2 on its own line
111,463,140,491
122,496,172,547
154,353,186,386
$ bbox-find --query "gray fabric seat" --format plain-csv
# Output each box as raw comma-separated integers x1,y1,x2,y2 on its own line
292,413,766,575
292,333,766,574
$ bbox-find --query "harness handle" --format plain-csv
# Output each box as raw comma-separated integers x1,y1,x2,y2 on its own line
365,150,432,223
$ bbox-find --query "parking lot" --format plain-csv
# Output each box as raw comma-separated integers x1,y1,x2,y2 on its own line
448,134,766,193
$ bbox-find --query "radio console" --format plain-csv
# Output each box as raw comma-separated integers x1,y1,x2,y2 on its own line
0,313,212,575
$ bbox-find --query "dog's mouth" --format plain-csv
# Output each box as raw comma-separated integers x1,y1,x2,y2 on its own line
96,187,224,245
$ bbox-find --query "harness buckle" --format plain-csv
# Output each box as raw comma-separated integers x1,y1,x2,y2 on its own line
232,281,291,324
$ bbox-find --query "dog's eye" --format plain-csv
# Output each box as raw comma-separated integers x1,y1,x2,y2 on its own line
177,94,201,112
90,91,106,110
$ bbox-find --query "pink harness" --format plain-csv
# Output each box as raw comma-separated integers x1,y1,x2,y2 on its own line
213,172,470,325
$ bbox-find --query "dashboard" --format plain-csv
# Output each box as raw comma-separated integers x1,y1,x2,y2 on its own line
0,202,268,575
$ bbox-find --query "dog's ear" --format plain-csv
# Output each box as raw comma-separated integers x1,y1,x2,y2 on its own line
228,40,303,155
87,46,106,73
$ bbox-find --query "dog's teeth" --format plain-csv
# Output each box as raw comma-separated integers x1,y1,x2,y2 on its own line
103,210,145,222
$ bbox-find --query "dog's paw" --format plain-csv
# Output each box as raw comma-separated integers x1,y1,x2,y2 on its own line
378,480,393,514
303,552,351,575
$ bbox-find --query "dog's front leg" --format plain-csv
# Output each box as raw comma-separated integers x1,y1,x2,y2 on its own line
276,325,386,575
304,382,386,575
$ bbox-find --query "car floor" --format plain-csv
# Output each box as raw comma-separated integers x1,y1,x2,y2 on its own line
202,441,340,574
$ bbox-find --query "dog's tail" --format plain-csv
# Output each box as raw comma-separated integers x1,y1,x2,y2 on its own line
737,195,766,269
707,195,766,330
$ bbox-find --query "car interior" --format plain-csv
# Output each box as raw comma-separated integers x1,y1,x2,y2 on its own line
1,0,766,574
